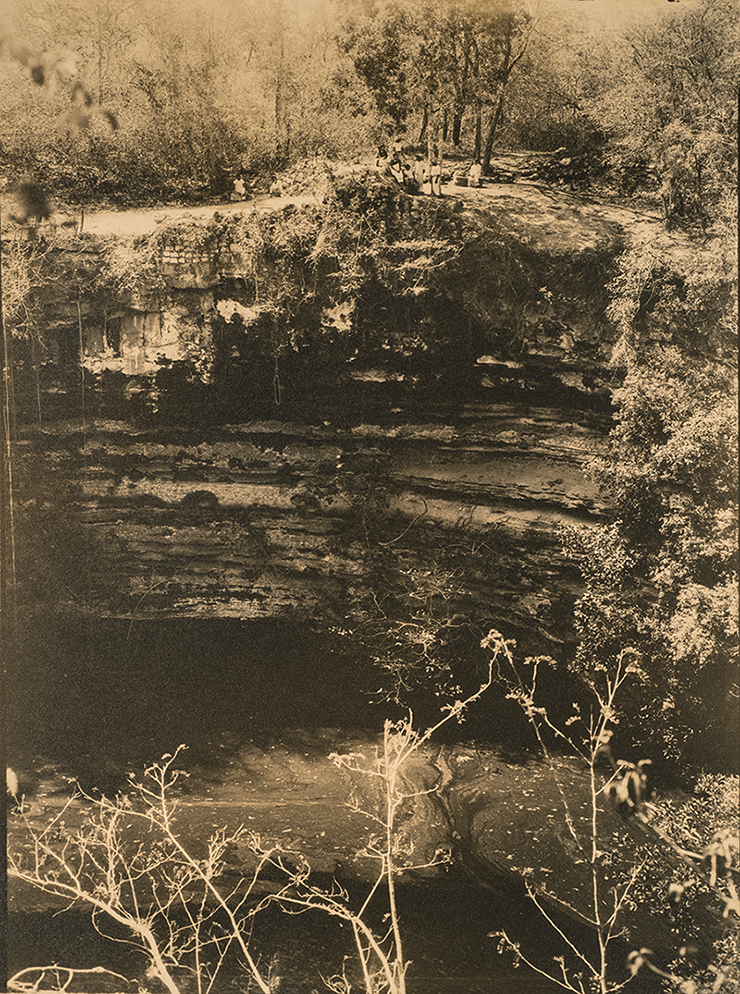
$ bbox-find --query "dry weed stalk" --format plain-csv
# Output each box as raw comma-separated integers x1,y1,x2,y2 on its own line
483,630,738,994
8,747,279,994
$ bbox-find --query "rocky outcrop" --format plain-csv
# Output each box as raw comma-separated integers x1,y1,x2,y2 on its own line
16,408,606,638
8,175,697,660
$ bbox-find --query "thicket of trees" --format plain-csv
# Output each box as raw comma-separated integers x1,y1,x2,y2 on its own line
0,0,375,203
337,0,535,167
1,0,737,227
564,266,738,770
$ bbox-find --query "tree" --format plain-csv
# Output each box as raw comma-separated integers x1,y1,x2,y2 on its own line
2,0,141,106
498,10,609,152
594,0,739,228
1,0,375,203
8,749,280,994
337,0,418,132
336,0,533,163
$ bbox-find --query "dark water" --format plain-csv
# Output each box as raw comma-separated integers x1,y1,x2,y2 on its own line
5,615,655,993
9,878,646,994
7,880,585,993
5,617,377,772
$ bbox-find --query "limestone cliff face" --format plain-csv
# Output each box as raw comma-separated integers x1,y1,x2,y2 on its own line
10,178,647,659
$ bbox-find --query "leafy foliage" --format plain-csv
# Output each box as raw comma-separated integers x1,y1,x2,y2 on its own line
593,0,739,228
2,0,737,215
563,226,738,770
337,0,533,165
630,775,740,993
0,0,379,205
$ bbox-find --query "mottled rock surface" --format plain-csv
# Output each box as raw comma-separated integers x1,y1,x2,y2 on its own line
7,177,714,657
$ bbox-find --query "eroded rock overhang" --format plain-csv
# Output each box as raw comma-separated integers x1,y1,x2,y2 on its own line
8,180,674,647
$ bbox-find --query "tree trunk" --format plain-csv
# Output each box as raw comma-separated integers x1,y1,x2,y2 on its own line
482,89,506,173
441,108,449,143
474,99,482,160
274,3,288,163
452,107,464,146
0,238,18,635
418,105,428,143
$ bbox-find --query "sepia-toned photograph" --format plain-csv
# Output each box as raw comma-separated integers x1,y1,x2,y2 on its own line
1,0,737,991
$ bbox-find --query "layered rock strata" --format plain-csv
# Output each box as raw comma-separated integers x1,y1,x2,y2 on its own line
7,177,681,654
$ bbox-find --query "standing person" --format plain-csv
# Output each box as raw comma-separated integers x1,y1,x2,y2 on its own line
389,156,404,185
412,154,427,193
430,158,442,197
402,160,420,194
468,158,483,187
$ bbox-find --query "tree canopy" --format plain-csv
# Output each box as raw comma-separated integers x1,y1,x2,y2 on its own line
1,0,735,223
338,0,533,165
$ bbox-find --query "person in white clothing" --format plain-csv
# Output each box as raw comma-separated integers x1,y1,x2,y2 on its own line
412,154,428,192
430,159,442,196
468,159,482,187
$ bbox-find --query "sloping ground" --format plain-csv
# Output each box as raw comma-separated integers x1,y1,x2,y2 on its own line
2,157,658,246
8,737,590,993
443,745,675,945
61,174,656,256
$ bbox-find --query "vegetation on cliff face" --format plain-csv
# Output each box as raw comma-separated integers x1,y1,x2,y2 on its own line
563,227,738,770
2,171,620,424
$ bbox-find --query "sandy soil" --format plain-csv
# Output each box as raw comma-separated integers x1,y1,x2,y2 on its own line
79,194,320,238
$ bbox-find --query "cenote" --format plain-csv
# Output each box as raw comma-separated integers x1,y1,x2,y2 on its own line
4,112,735,994
5,617,654,993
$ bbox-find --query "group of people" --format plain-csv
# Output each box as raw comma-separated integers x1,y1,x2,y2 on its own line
452,159,482,187
228,144,485,203
375,142,485,196
374,142,442,196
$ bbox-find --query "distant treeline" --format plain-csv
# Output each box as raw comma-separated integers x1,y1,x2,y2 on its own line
0,0,736,223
